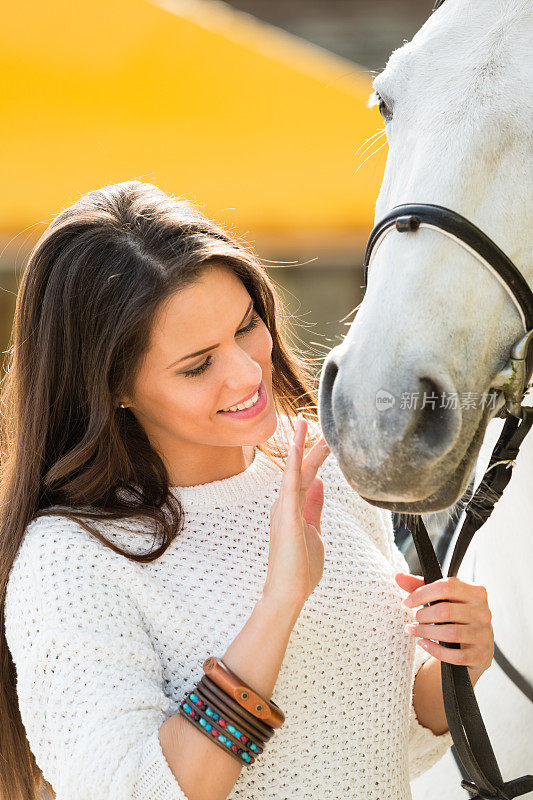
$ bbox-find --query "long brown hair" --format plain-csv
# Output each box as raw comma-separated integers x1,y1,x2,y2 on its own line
0,180,319,800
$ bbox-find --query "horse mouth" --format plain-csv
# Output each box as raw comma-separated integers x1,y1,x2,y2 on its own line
360,397,501,514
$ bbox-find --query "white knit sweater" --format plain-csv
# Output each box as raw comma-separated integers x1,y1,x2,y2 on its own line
5,416,452,800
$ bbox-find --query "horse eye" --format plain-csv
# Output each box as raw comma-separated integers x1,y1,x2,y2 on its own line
377,95,393,123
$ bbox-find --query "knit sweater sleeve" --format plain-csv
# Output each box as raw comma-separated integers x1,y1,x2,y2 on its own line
319,453,453,780
4,515,189,800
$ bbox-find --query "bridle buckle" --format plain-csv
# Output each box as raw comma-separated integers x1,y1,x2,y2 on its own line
395,215,420,233
490,329,533,418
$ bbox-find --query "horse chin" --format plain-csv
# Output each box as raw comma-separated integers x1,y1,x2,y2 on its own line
360,480,468,514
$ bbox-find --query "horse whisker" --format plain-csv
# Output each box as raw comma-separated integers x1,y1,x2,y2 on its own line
353,126,386,156
339,303,362,324
354,129,386,161
354,139,389,175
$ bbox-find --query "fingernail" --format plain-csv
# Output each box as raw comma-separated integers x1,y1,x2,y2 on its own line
402,598,412,607
404,624,416,634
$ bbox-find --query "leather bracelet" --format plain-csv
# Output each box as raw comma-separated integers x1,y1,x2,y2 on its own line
197,678,272,743
200,675,274,739
203,657,285,729
180,689,261,767
191,686,264,753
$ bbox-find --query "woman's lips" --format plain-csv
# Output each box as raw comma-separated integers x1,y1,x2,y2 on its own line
217,380,267,419
220,383,261,410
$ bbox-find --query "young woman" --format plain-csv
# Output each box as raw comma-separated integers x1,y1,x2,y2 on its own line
0,180,494,800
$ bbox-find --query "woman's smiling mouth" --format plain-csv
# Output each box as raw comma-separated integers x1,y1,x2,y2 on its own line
217,380,267,418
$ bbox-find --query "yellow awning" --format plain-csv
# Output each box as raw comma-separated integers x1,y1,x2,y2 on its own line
1,0,387,248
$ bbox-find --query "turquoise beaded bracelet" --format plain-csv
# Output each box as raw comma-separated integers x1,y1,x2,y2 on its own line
179,689,264,766
181,689,263,758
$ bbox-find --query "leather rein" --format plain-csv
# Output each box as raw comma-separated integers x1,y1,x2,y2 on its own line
363,203,533,800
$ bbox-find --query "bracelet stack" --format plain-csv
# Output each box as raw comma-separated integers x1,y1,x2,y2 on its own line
179,656,285,768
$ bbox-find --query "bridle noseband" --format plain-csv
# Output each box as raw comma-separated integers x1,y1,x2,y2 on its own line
362,202,533,800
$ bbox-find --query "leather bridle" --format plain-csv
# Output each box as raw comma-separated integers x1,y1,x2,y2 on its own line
364,204,533,419
363,203,533,800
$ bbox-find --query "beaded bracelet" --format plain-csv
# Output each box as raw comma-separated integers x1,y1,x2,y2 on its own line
194,683,268,748
179,689,262,766
187,684,266,753
179,656,284,768
183,687,263,756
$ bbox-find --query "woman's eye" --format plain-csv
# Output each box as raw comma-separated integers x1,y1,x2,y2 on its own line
181,312,261,378
182,355,213,378
377,94,393,123
236,312,260,337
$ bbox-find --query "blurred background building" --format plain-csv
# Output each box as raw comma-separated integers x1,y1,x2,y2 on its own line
1,0,431,382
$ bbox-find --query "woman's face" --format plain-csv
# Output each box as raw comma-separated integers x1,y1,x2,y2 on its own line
123,263,278,457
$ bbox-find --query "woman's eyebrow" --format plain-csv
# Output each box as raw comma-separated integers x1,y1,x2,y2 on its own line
166,299,254,369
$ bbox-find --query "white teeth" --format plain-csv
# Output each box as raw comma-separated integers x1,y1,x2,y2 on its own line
222,389,259,413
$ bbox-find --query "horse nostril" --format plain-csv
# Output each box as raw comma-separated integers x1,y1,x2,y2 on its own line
318,354,340,450
408,376,460,455
321,355,338,396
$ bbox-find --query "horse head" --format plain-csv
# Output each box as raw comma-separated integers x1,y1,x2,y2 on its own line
318,0,533,513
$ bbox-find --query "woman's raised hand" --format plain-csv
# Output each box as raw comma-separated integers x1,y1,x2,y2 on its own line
262,414,331,613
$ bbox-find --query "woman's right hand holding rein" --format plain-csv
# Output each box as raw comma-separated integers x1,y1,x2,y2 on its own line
263,414,331,613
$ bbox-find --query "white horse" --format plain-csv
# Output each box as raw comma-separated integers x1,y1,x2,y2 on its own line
317,1,533,798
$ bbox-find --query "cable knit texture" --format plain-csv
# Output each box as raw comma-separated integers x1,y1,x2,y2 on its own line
4,415,452,800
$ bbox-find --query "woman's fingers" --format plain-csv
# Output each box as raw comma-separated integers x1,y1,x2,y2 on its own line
280,415,306,497
402,575,483,607
302,476,325,532
301,435,330,492
415,639,479,666
405,622,484,645
293,413,308,451
414,601,491,626
281,416,330,512
394,572,425,594
282,440,303,495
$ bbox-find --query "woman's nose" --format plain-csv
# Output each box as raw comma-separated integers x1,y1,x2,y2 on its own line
224,347,262,390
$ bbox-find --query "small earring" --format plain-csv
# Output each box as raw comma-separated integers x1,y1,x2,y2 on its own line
119,403,126,409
